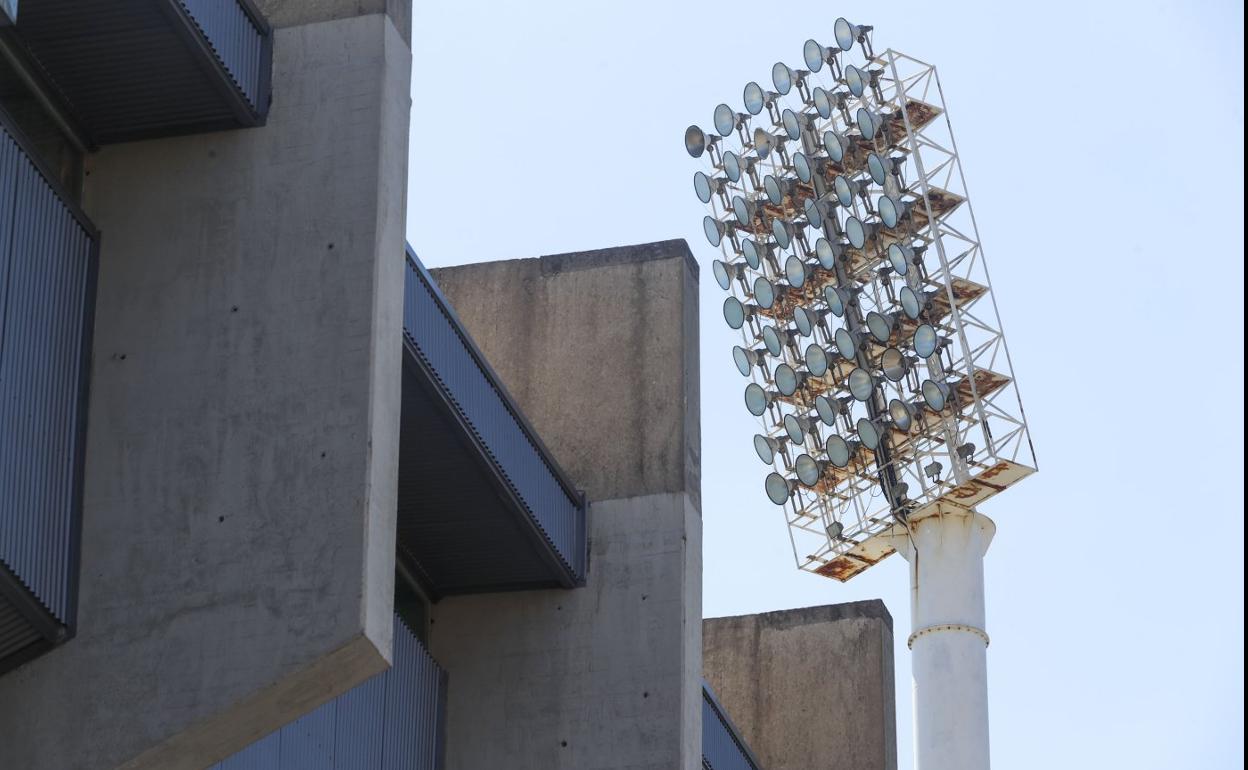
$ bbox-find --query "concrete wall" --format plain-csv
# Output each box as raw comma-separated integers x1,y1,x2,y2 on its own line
0,10,411,770
703,601,898,770
426,241,703,770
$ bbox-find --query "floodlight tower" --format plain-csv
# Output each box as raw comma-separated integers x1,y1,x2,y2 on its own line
683,20,1036,770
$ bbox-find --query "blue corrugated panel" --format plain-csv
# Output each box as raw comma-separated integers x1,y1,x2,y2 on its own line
212,615,446,770
0,121,95,630
178,0,268,108
402,249,587,583
702,682,763,770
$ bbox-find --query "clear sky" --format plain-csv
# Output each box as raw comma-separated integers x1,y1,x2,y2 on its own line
406,1,1245,767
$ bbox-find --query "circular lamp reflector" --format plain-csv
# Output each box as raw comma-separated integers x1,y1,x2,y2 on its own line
815,237,839,270
846,216,869,249
825,434,855,467
848,367,874,401
713,103,735,137
782,109,802,141
694,171,714,203
764,472,791,505
795,152,813,183
783,413,805,444
712,259,732,290
703,216,723,246
867,153,889,185
743,82,765,115
803,39,826,72
815,394,840,426
805,343,829,377
899,286,921,320
732,345,753,376
732,195,754,226
913,323,938,358
723,296,747,329
845,64,867,97
742,238,762,269
921,378,951,411
824,285,846,317
684,125,706,158
812,87,833,119
834,18,859,51
887,243,911,275
745,382,770,416
772,218,793,249
752,128,773,160
753,434,777,464
879,195,905,228
724,151,742,182
866,310,894,343
804,198,823,229
794,306,816,337
772,62,794,95
834,175,856,208
823,130,846,163
795,454,822,486
889,398,913,431
856,108,880,140
775,363,800,396
764,175,784,205
761,325,783,357
856,417,881,449
834,327,856,359
881,347,907,382
754,276,777,309
785,255,807,288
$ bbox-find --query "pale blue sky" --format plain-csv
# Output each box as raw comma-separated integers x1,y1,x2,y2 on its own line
406,1,1245,767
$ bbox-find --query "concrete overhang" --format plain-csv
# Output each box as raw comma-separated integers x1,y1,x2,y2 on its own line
2,0,271,146
399,247,587,599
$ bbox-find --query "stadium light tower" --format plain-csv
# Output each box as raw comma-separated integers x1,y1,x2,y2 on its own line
684,21,1036,770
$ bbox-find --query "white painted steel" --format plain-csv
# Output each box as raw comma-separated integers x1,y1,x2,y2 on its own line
891,510,995,770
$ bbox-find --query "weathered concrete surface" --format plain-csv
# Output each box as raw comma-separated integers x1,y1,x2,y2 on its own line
256,0,412,44
428,242,703,770
703,601,898,770
430,240,702,509
0,12,411,770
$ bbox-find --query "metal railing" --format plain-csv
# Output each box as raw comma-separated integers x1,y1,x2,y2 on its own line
702,681,763,770
402,247,587,584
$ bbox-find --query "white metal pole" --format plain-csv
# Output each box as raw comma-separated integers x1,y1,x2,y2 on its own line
892,509,995,770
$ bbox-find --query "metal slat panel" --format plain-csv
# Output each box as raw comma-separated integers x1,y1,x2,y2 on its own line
402,250,587,583
0,592,40,660
178,0,267,106
702,683,763,770
0,121,94,640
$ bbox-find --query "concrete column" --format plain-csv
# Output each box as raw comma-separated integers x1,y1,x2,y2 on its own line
893,510,995,770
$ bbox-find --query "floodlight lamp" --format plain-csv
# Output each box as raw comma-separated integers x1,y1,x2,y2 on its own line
899,286,923,320
782,109,802,141
804,342,830,377
685,125,707,158
878,195,911,229
732,195,757,226
774,362,806,396
834,327,858,360
824,285,848,317
845,216,878,250
743,81,768,116
890,481,910,505
957,442,977,462
812,87,834,120
866,310,896,343
772,218,795,249
733,344,763,376
814,237,844,270
803,198,824,229
764,472,793,505
785,254,810,288
867,153,902,186
752,127,775,160
784,413,817,444
693,171,721,204
723,150,743,182
803,39,832,73
723,296,754,329
848,367,876,401
712,258,742,290
745,382,776,416
761,324,789,357
754,275,782,309
793,306,822,337
825,434,858,468
827,520,844,540
920,378,951,411
703,215,726,247
772,62,795,95
764,175,788,206
834,175,862,208
844,64,869,98
880,347,909,382
713,103,739,137
887,243,913,275
856,417,882,450
913,323,939,358
741,238,764,269
833,17,869,52
794,152,813,183
823,130,848,163
924,461,944,482
795,453,825,487
753,433,784,464
888,398,913,431
856,107,884,141
814,394,840,426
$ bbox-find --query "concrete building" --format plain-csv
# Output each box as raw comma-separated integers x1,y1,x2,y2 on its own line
0,2,895,768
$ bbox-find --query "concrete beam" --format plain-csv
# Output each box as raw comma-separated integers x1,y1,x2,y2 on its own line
0,13,411,770
428,242,703,770
703,601,898,770
253,0,412,46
